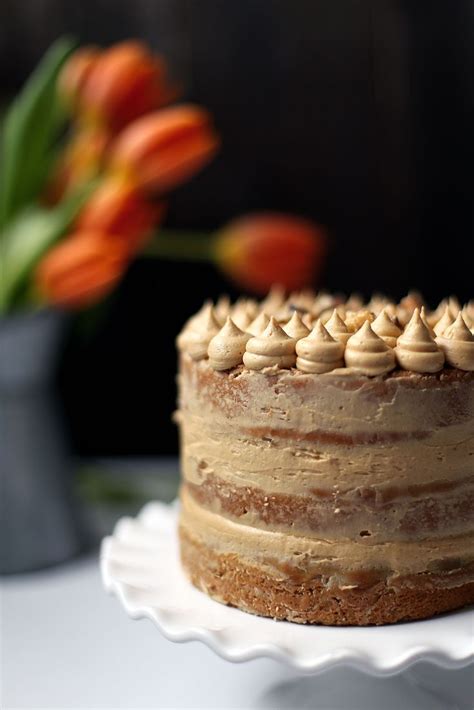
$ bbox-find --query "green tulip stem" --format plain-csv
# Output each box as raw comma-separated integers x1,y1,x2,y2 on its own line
144,230,218,262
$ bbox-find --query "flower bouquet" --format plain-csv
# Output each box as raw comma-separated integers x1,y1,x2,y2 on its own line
0,37,327,572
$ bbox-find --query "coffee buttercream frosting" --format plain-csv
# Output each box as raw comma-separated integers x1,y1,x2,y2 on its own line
296,319,345,373
230,299,254,331
433,306,455,337
177,287,474,626
260,285,286,315
177,303,220,360
436,313,474,371
462,304,474,331
371,308,402,348
243,317,296,370
396,309,444,373
397,291,425,326
247,311,270,336
420,306,436,337
345,320,396,375
283,311,310,341
214,295,231,325
325,309,351,345
367,295,396,316
178,290,473,375
208,317,250,371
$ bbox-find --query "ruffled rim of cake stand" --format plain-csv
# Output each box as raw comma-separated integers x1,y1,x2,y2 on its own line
100,501,474,676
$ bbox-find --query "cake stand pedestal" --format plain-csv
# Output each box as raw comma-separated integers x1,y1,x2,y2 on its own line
101,502,474,709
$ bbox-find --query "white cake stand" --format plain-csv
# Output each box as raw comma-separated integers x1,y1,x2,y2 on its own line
101,501,474,708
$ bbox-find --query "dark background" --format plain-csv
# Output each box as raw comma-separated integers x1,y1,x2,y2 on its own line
1,0,473,455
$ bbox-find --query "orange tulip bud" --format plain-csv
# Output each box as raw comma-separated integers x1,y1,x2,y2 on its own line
58,46,101,109
75,178,164,252
78,41,177,132
36,232,130,309
107,105,220,195
44,128,109,205
214,213,327,295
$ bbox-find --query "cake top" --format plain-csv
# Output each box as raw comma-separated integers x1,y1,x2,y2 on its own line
177,288,474,375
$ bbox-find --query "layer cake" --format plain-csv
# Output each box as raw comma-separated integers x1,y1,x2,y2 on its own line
176,290,474,625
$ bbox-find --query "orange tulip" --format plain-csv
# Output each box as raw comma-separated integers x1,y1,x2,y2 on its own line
77,41,177,132
36,232,130,309
58,46,101,110
214,213,327,295
44,128,109,205
107,105,220,195
75,178,164,251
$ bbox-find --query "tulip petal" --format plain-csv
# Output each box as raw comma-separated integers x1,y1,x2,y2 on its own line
36,231,130,309
215,213,327,294
78,41,177,132
108,105,219,195
76,177,164,251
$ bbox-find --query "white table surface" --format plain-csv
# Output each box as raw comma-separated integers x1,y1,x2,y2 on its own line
2,554,473,710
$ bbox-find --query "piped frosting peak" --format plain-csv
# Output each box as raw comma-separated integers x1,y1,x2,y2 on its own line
462,303,474,331
433,306,455,337
214,295,231,325
178,290,472,375
260,285,286,315
345,320,396,376
283,311,310,341
436,313,474,371
371,308,402,348
243,317,296,370
208,317,250,371
397,291,425,326
230,298,258,330
420,306,436,337
177,303,220,360
247,311,270,336
296,320,345,373
325,309,351,345
396,309,444,373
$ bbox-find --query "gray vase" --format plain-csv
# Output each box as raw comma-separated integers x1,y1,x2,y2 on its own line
0,309,85,573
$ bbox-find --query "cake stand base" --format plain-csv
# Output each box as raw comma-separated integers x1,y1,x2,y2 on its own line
101,501,473,705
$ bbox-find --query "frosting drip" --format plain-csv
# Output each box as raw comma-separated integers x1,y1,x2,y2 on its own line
436,313,474,371
243,317,296,370
345,321,396,376
208,317,250,371
296,319,345,373
396,309,444,373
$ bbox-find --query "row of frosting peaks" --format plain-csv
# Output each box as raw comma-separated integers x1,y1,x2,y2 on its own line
177,294,474,374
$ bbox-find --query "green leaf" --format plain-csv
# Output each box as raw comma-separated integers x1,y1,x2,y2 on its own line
0,37,76,230
0,183,92,313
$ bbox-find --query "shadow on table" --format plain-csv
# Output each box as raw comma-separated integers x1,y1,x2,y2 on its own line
257,662,474,710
